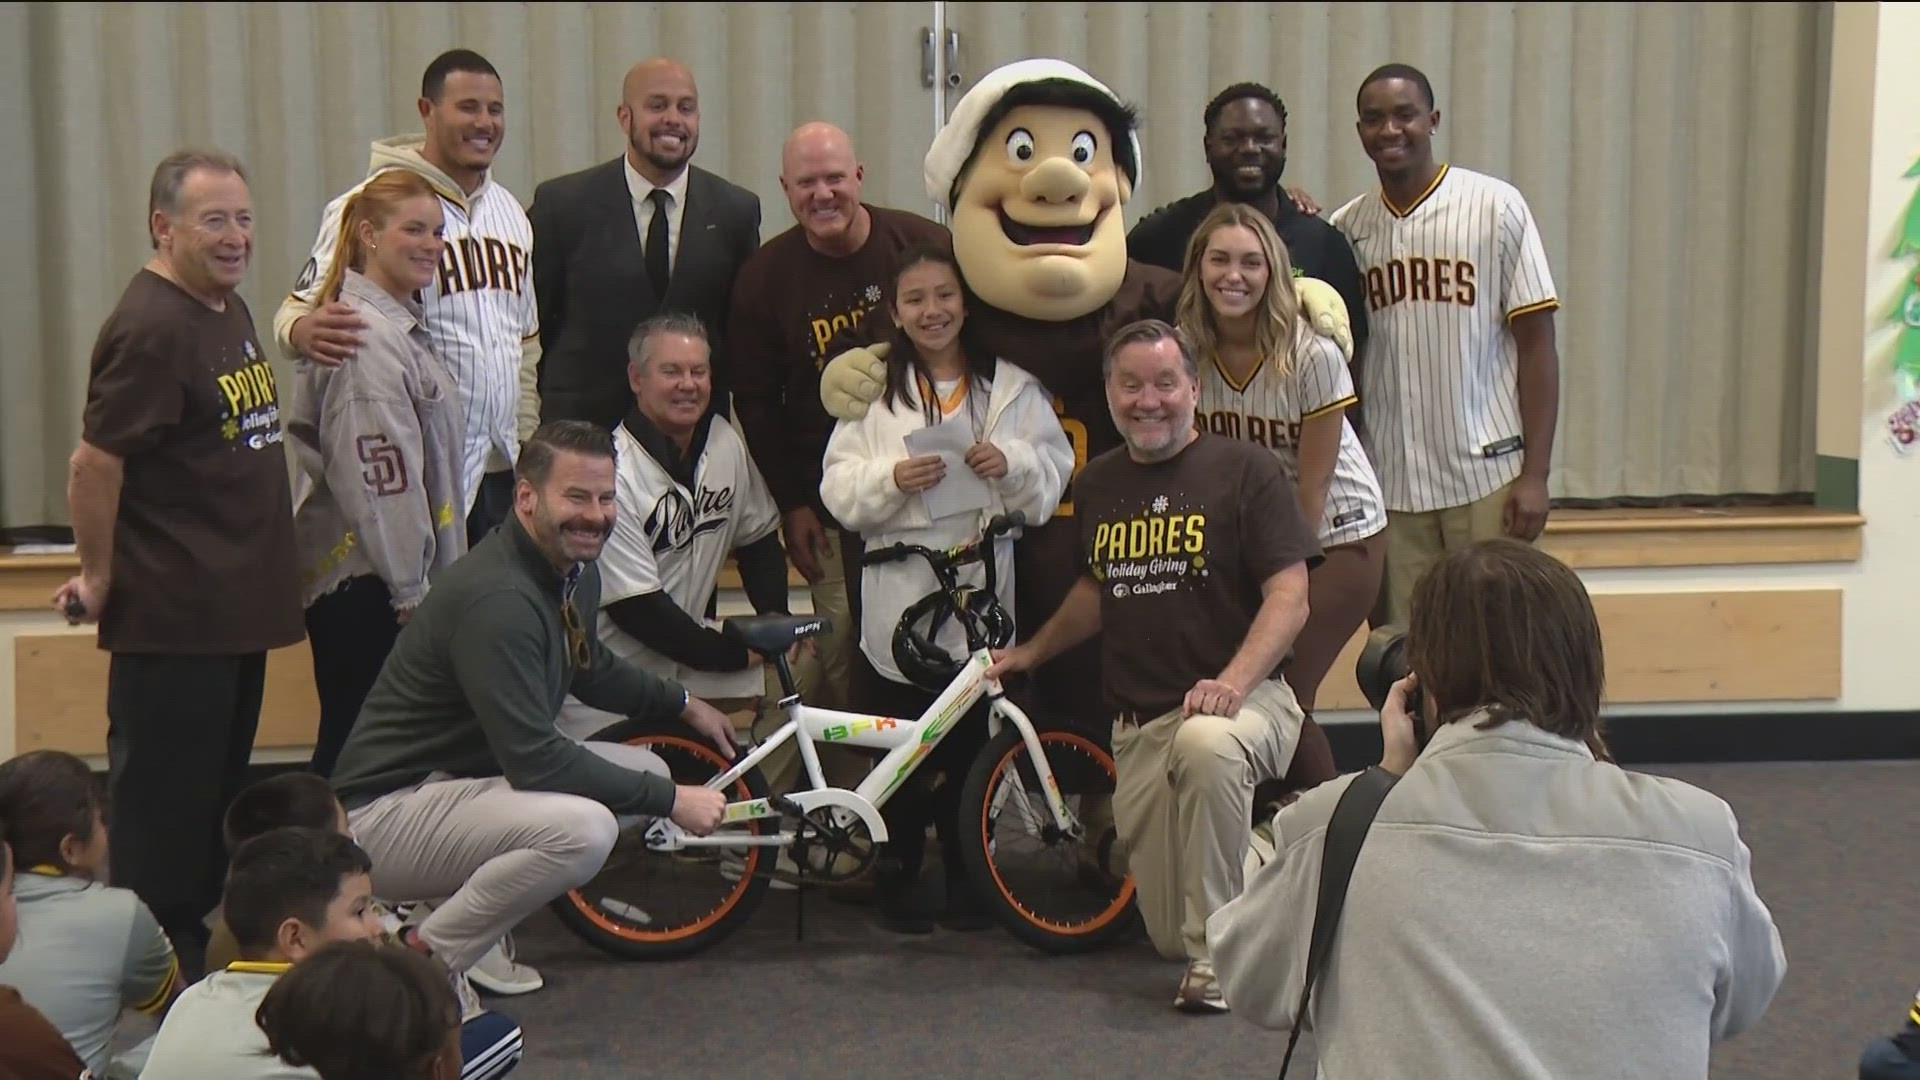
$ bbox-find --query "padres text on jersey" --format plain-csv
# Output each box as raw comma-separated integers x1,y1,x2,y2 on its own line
1330,164,1559,513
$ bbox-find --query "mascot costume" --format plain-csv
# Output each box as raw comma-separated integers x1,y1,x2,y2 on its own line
822,58,1351,746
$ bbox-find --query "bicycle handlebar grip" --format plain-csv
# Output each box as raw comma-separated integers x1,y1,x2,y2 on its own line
859,542,911,567
987,510,1028,536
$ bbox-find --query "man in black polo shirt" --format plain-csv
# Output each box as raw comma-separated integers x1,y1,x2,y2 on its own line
1128,82,1370,372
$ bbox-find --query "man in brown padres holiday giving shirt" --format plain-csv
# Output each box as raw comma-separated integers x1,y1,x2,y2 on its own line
52,149,304,977
728,121,948,714
989,319,1320,1016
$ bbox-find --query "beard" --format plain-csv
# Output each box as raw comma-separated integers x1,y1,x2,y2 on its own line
1210,155,1287,202
627,121,694,174
529,502,611,565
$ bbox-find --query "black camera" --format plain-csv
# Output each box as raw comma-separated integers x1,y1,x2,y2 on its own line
1355,626,1425,745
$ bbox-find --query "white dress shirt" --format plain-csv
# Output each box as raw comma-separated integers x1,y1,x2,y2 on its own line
625,155,691,275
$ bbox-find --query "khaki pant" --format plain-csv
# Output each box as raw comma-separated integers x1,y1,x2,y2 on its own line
793,527,857,710
345,741,666,973
1110,678,1304,963
784,526,868,791
1380,481,1519,628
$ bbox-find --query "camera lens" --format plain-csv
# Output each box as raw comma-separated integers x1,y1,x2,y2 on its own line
1355,625,1412,712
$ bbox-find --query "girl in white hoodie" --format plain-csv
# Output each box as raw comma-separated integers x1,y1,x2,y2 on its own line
820,246,1073,933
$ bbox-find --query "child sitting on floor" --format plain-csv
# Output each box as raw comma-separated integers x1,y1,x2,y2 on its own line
1860,983,1920,1079
0,832,95,1079
209,774,523,1080
0,750,179,1078
258,939,469,1080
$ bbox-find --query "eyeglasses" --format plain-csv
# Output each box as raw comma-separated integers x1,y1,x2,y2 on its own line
561,598,593,671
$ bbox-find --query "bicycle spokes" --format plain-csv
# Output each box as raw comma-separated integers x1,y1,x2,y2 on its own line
972,730,1133,941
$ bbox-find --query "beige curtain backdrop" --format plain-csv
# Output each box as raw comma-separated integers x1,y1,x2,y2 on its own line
947,0,1825,504
0,0,938,530
0,1,1824,529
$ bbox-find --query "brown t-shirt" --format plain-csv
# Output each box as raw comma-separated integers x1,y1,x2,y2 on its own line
1074,432,1323,718
79,270,304,655
728,205,952,523
0,986,92,1079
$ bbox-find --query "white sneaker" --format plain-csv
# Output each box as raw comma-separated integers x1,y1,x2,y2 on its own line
1175,958,1230,1014
466,933,544,997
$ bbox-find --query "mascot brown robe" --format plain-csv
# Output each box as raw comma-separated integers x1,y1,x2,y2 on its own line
822,58,1350,740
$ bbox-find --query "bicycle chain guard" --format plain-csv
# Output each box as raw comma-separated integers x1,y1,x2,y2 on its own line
792,805,877,883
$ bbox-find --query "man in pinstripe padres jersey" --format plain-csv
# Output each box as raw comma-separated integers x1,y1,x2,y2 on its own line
1329,63,1561,627
271,48,546,998
275,49,542,553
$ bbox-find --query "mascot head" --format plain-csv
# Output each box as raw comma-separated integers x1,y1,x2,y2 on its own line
926,59,1141,322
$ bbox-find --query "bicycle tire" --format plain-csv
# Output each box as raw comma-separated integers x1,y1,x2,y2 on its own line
957,724,1139,954
549,729,774,960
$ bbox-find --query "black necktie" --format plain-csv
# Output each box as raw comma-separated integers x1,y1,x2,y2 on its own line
645,188,672,297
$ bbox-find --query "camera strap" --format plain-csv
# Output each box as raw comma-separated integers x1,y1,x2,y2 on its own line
1277,765,1402,1079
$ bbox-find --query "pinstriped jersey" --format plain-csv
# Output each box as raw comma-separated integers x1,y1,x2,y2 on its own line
1330,165,1558,512
292,168,536,515
1196,322,1388,548
594,416,780,700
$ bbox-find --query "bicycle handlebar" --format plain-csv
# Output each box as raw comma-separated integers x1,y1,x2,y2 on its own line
857,511,1027,571
856,511,1026,651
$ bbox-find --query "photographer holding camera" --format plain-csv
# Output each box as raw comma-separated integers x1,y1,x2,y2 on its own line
1207,538,1785,1078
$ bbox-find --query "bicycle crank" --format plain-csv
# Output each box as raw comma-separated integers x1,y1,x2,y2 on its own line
791,805,877,883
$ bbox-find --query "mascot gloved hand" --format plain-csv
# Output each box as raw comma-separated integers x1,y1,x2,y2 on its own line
820,341,890,421
1295,275,1355,361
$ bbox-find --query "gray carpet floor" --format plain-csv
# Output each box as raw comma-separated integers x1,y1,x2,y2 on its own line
478,759,1920,1080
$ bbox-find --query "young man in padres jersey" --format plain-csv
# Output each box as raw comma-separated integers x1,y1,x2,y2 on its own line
273,49,545,998
1330,63,1561,626
275,49,541,552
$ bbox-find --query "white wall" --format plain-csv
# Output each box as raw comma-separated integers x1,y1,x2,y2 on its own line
1838,0,1920,714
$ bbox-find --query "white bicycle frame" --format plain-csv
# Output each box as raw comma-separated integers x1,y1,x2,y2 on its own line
642,646,1084,853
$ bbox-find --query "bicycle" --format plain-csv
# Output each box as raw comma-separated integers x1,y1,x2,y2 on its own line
552,511,1138,959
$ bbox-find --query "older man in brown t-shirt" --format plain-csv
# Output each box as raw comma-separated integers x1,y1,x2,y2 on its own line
988,319,1321,1015
53,150,304,977
728,122,948,718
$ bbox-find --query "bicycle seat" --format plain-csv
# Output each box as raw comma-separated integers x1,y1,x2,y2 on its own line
722,614,833,656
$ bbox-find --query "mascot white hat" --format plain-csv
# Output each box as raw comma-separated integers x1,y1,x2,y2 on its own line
923,57,1143,212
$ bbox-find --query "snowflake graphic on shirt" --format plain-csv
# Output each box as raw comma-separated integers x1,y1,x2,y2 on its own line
864,284,881,305
1151,495,1168,514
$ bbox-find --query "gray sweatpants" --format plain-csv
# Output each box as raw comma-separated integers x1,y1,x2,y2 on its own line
345,742,668,972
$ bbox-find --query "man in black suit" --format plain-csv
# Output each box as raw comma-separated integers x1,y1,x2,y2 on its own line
531,58,761,427
1128,82,1369,371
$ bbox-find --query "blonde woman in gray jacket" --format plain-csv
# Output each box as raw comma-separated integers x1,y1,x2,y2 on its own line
1208,539,1784,1078
289,168,467,777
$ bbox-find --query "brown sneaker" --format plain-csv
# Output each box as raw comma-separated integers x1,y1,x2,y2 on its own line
1175,959,1230,1014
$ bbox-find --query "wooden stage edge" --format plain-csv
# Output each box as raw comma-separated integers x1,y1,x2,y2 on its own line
0,506,1865,613
14,587,1843,758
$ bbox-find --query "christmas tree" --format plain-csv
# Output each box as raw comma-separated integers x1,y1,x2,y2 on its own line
1893,154,1920,397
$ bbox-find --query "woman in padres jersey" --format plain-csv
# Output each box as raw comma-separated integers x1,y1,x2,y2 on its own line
821,245,1074,934
1176,203,1388,791
287,170,469,778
